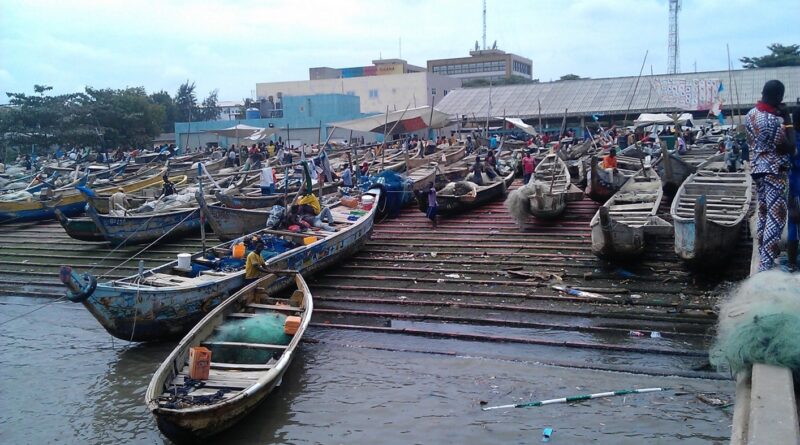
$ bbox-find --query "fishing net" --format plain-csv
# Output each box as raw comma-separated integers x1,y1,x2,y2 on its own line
208,313,291,364
710,271,800,379
504,184,535,225
359,170,413,218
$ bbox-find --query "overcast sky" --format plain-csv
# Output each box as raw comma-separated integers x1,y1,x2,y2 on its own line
1,0,797,104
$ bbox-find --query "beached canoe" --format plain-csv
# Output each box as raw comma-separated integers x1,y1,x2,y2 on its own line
528,154,580,219
59,187,381,341
670,161,752,266
196,192,271,242
146,272,311,442
590,165,671,258
585,157,637,203
54,209,106,242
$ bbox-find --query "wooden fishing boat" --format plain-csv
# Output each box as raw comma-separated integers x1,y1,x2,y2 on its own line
85,175,189,213
417,155,518,216
528,154,577,219
54,209,105,242
146,272,311,442
215,179,341,210
590,166,671,258
405,144,466,170
670,163,752,266
196,192,271,242
653,150,695,196
405,163,438,192
585,157,637,203
0,166,166,223
59,187,381,341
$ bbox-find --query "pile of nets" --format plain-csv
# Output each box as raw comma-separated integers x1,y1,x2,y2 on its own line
208,313,291,363
359,170,413,218
504,183,535,225
710,271,800,378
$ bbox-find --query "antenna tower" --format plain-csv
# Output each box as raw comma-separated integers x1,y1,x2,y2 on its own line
482,0,487,50
668,0,681,74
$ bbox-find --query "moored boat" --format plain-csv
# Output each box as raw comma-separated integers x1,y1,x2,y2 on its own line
527,154,580,220
59,187,381,341
590,165,671,258
145,272,311,442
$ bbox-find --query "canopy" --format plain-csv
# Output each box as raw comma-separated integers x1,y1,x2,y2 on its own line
242,127,279,142
331,106,452,134
206,124,264,138
634,113,694,127
500,117,538,136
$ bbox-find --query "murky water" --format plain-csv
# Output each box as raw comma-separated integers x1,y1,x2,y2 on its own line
1,296,732,444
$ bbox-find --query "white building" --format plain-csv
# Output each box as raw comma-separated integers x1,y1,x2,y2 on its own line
216,100,244,121
255,71,462,115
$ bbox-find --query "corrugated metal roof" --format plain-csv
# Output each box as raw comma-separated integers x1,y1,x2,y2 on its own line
437,66,800,119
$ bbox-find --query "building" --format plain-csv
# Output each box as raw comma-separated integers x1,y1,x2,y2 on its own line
174,94,372,150
256,70,461,115
427,47,533,82
309,58,426,80
435,66,800,130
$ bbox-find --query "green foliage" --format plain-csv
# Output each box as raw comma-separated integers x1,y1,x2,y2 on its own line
149,90,177,133
174,80,197,122
558,74,582,81
198,89,220,121
462,76,539,88
741,43,800,69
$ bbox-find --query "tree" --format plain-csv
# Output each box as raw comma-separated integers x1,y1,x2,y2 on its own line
740,43,800,68
174,80,197,122
149,90,177,133
198,89,220,121
558,74,582,81
462,76,540,88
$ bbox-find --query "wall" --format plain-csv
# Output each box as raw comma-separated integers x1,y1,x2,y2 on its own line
256,72,461,115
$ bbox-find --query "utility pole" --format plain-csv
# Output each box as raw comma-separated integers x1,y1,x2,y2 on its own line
482,0,487,50
668,0,681,74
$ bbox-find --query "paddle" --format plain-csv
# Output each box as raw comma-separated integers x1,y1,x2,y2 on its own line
480,387,670,411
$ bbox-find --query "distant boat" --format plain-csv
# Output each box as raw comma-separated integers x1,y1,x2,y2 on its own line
196,192,271,242
146,272,312,442
59,187,381,341
590,165,671,258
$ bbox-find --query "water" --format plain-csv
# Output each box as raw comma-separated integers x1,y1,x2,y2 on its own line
1,297,732,444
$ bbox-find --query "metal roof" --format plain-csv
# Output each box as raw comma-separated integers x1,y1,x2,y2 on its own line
436,66,800,119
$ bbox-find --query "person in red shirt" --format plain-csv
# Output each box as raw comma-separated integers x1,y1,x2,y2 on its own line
522,152,536,184
601,149,618,170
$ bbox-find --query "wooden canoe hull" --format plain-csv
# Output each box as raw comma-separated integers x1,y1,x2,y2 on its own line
590,218,647,257
54,209,105,242
64,191,379,342
85,205,203,246
674,217,743,264
529,191,567,219
197,193,270,242
217,181,341,209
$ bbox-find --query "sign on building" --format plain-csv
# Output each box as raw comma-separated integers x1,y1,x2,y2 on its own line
651,78,721,111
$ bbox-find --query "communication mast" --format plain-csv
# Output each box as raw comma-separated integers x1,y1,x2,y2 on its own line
668,0,681,74
482,0,487,50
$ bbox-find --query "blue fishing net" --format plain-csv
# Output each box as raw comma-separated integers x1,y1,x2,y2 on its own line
358,170,413,218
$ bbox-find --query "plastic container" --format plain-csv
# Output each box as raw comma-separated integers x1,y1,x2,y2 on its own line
245,108,261,119
176,253,191,270
361,195,375,211
303,236,317,245
188,346,212,380
341,196,358,208
232,243,246,259
284,316,302,335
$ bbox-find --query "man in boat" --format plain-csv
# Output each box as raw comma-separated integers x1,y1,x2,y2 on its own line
244,242,271,285
160,175,176,198
426,182,438,229
109,187,128,216
745,80,796,271
601,149,618,170
296,192,336,232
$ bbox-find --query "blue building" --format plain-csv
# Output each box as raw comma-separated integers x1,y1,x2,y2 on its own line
175,94,375,149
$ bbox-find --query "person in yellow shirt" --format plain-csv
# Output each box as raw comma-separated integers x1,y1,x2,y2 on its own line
244,242,270,284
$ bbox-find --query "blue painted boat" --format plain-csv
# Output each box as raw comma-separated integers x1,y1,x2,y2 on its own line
59,187,382,342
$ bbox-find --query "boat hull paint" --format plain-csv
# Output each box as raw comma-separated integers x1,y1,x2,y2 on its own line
590,221,647,257
86,206,203,246
54,210,106,242
673,218,742,265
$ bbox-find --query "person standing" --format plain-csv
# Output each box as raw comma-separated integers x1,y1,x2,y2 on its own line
522,152,536,184
787,107,800,271
745,80,796,272
426,182,438,229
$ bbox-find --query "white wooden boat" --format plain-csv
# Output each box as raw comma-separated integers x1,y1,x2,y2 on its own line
590,165,671,258
528,154,579,219
670,162,752,266
146,272,311,442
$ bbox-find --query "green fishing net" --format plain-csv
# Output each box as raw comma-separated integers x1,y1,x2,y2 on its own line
208,313,291,364
710,271,800,378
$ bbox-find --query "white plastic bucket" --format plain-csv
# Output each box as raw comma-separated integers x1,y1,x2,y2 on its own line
177,253,191,270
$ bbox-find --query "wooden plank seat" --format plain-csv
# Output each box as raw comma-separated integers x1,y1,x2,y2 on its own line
246,303,302,312
209,362,276,371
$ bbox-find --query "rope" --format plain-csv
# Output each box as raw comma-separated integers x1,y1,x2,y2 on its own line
99,208,200,279
0,296,67,327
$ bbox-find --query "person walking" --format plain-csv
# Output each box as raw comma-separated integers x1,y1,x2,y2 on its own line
745,80,796,271
522,152,536,184
426,182,438,229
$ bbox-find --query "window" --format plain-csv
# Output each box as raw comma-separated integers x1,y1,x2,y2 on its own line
368,89,379,98
431,87,437,95
443,90,449,96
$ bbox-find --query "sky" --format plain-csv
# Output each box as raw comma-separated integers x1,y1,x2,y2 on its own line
1,0,798,104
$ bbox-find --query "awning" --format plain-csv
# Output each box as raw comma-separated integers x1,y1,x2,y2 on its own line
634,113,694,127
331,106,452,134
206,124,264,138
242,128,279,142
500,117,538,136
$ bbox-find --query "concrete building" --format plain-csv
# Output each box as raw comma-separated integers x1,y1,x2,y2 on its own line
427,48,533,82
256,71,461,115
309,58,426,80
175,94,372,150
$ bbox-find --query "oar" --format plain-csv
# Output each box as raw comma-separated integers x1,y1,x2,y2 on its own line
480,387,670,411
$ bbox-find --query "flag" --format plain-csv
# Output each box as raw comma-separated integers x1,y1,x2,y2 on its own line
718,111,726,125
718,82,724,93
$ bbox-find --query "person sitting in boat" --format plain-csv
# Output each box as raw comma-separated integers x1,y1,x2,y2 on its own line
244,242,271,285
601,149,618,170
160,176,176,198
109,187,129,216
297,192,336,232
465,136,475,155
359,161,370,177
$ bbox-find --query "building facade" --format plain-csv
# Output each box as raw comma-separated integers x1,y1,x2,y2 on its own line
427,48,533,82
309,58,426,80
256,71,461,115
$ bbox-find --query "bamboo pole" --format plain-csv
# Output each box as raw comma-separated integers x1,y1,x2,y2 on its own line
623,50,648,126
